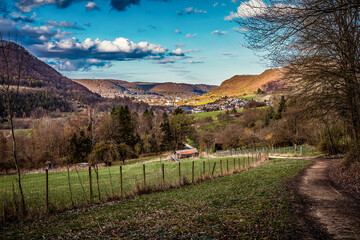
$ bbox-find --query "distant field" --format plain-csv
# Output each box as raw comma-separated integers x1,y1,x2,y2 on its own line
191,108,244,120
191,109,227,119
5,158,310,239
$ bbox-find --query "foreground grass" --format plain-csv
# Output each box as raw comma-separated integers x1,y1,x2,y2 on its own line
3,159,310,239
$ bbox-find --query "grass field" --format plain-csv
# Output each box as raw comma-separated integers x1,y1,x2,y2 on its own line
2,158,310,239
0,156,260,219
191,109,227,119
191,108,244,120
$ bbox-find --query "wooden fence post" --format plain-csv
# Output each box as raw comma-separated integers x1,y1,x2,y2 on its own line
192,161,194,183
162,164,165,184
88,166,92,203
143,164,146,187
203,161,206,177
212,162,216,176
238,158,241,170
233,158,236,170
45,169,49,216
178,162,181,183
120,166,123,198
220,159,223,175
227,159,229,173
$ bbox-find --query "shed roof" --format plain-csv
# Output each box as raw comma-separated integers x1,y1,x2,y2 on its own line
175,148,198,155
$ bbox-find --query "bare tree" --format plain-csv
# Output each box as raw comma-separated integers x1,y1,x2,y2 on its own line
0,37,26,215
237,0,360,162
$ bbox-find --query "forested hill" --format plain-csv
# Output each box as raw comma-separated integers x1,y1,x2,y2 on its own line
0,41,102,103
0,41,102,118
207,68,285,97
73,79,217,98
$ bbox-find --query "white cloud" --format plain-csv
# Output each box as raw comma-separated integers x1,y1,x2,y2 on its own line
213,2,218,7
45,20,84,30
174,29,181,34
224,0,267,21
9,12,37,23
85,2,99,11
53,58,111,71
170,48,198,56
30,37,168,61
212,30,227,35
185,33,198,38
171,48,185,56
177,7,207,15
0,17,16,32
233,26,249,32
184,60,203,64
16,0,57,13
157,59,175,64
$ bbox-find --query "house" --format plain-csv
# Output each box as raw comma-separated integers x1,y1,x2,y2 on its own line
175,148,199,159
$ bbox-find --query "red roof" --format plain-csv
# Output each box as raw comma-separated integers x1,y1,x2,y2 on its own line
176,148,198,155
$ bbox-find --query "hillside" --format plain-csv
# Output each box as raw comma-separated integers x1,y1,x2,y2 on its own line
208,68,285,97
74,79,217,98
148,82,213,96
0,41,102,117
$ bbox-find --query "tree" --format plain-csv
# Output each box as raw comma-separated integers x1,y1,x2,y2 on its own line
173,107,183,115
169,111,193,151
238,0,360,162
68,130,92,163
160,112,173,151
111,105,138,146
110,105,139,163
264,106,275,125
275,96,286,120
0,39,26,215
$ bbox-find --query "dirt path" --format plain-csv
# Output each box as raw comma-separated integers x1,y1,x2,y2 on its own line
298,158,360,239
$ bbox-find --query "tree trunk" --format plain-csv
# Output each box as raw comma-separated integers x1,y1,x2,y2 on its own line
8,98,26,216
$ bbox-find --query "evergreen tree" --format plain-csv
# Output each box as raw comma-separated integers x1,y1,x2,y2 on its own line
160,112,173,151
275,96,286,120
264,106,275,126
111,105,139,148
68,130,92,163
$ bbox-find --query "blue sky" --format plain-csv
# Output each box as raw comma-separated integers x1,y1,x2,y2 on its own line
0,0,267,85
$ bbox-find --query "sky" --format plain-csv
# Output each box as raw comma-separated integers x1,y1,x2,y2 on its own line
0,0,267,85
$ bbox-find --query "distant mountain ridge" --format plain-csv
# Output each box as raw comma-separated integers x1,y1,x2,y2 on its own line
73,79,217,98
207,68,285,97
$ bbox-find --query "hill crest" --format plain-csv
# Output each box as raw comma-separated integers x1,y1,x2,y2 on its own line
73,79,217,98
208,68,285,97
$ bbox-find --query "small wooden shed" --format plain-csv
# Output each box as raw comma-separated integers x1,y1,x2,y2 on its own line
175,148,199,159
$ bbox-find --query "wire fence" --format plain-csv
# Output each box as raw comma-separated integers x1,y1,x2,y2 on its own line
0,153,269,222
216,145,305,156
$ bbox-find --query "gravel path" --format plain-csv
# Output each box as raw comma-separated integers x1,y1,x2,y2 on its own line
298,158,360,239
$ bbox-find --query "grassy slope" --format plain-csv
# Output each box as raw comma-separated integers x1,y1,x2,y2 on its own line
191,109,228,120
3,159,310,239
191,108,244,120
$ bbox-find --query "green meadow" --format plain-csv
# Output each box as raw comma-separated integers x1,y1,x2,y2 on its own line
0,156,259,217
4,158,311,239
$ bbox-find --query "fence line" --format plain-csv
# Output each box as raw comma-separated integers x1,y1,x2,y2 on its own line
216,146,304,156
0,154,269,223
